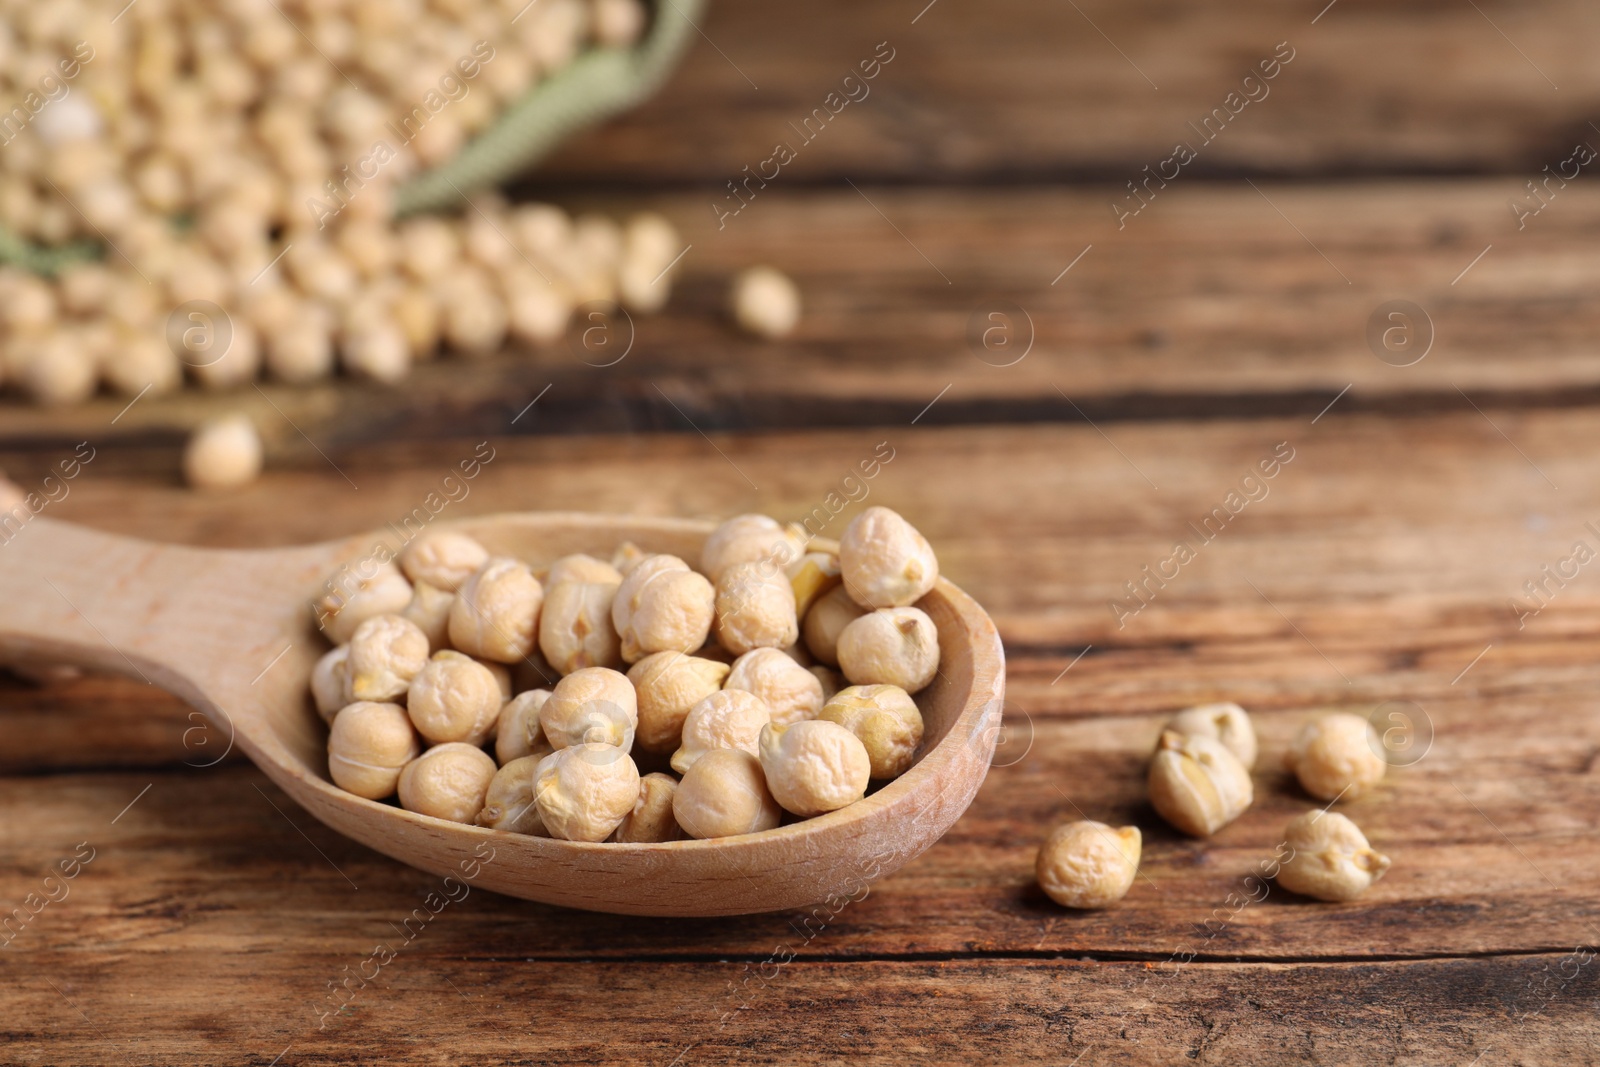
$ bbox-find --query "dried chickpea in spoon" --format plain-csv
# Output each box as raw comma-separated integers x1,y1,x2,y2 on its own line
398,742,498,824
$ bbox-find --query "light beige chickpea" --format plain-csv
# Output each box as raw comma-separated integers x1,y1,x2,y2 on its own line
318,561,414,644
1275,810,1392,901
819,684,924,780
700,514,808,583
671,689,772,774
534,744,641,842
836,607,940,693
17,338,97,407
758,719,870,817
448,557,544,663
546,553,623,586
189,320,262,391
539,666,638,751
789,551,841,620
103,335,181,397
613,772,683,842
1168,702,1257,770
725,647,825,726
347,613,430,702
802,584,866,667
184,414,263,491
611,541,648,575
327,700,419,800
398,742,497,824
810,665,843,703
627,651,730,755
839,506,939,609
1149,730,1253,838
1036,821,1142,909
400,530,489,592
486,660,515,702
611,554,715,663
672,749,782,839
1285,713,1387,802
406,650,503,746
730,266,800,339
400,581,454,649
539,565,623,675
474,755,549,835
495,689,554,765
310,645,352,725
715,560,799,656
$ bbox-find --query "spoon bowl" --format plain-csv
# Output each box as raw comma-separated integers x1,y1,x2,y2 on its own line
0,514,1003,915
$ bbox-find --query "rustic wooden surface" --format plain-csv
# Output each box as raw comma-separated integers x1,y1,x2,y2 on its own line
4,0,1600,1061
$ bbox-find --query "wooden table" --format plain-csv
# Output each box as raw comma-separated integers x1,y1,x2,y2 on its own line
5,1,1600,1062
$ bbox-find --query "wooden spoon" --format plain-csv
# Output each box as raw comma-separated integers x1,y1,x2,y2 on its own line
0,513,1004,916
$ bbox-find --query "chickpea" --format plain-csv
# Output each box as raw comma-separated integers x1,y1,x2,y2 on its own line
839,506,939,609
495,689,555,766
1168,702,1257,770
475,756,549,836
546,553,623,586
725,647,824,727
539,565,623,675
184,414,263,491
310,645,352,725
671,689,772,775
611,554,715,663
611,541,648,575
613,772,683,843
539,666,638,751
400,581,454,649
1148,730,1253,838
318,561,413,644
673,749,782,839
1275,810,1391,902
730,266,800,339
407,650,503,746
810,665,843,703
327,700,419,800
627,651,730,755
448,557,544,663
789,551,841,620
758,720,870,817
1285,713,1387,802
347,613,430,702
714,560,799,656
802,585,865,668
836,607,940,693
398,742,497,824
1036,821,1141,909
400,530,489,592
534,744,641,842
700,514,808,583
819,684,924,780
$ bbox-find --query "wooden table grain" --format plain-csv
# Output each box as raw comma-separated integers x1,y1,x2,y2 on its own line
3,0,1598,1062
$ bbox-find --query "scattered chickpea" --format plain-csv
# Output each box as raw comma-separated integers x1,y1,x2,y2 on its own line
1148,729,1253,838
317,561,413,644
183,414,263,491
495,689,554,766
448,557,544,663
1285,712,1387,802
627,651,730,756
673,749,782,839
758,720,871,817
534,744,642,842
346,613,430,702
539,666,638,751
839,506,939,609
835,606,940,693
310,645,353,725
327,701,419,800
611,554,715,662
399,530,489,592
1036,821,1142,909
400,581,455,649
406,649,503,746
475,756,549,836
714,560,799,656
398,742,498,824
1275,810,1391,901
730,266,800,339
1168,702,1257,770
725,647,824,726
700,514,808,583
671,689,773,774
613,772,684,843
802,584,866,667
819,684,924,780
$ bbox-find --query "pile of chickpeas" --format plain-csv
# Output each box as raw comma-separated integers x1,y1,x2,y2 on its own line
0,0,675,408
311,506,945,842
1035,702,1395,908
